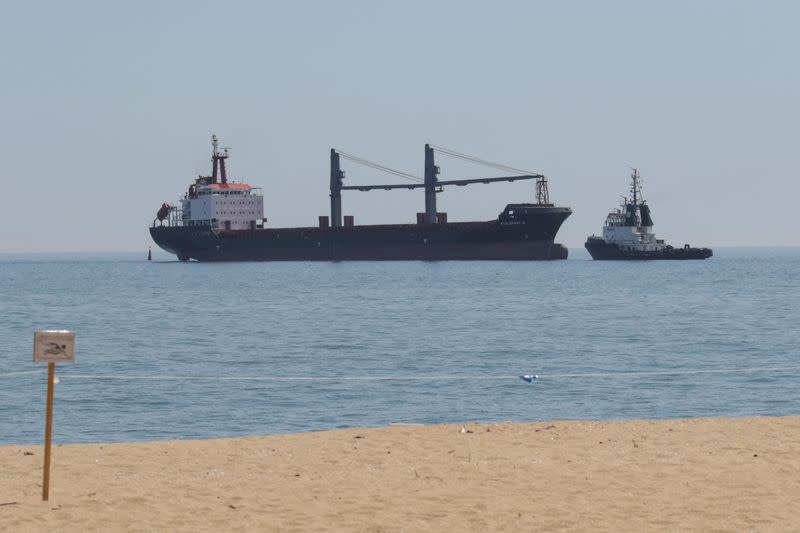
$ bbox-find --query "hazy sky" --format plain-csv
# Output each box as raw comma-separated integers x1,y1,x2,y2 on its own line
2,0,798,252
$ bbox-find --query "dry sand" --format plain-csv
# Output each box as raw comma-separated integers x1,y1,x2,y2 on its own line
2,417,799,532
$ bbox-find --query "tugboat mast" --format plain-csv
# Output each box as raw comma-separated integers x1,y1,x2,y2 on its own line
630,168,642,206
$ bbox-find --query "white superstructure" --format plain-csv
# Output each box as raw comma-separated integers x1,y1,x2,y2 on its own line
181,182,264,230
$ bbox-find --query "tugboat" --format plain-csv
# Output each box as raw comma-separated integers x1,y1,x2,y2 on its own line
585,169,712,260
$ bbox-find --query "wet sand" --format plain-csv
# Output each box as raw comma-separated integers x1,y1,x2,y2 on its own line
2,416,799,531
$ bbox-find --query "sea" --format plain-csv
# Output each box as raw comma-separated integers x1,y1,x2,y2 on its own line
1,247,798,445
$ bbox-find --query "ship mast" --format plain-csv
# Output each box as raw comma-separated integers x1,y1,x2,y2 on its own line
620,168,644,227
630,168,642,206
211,134,230,184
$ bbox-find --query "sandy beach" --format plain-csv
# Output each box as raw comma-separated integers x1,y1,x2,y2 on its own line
1,416,799,532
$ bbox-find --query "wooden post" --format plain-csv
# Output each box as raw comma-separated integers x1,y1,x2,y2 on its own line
42,362,55,501
33,330,76,502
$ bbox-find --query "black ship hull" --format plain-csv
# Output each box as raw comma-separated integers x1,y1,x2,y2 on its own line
151,207,571,261
585,237,712,260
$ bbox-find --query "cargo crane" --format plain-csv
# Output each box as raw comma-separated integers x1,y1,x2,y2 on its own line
329,144,551,227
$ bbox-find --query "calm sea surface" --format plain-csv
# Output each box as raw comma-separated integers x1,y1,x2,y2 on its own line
1,248,798,444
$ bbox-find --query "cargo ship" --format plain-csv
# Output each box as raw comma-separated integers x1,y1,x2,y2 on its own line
585,169,712,260
150,136,572,261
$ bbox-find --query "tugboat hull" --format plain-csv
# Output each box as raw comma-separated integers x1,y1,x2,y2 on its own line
585,237,712,260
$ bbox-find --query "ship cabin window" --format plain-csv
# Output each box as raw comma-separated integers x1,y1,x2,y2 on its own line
503,207,528,219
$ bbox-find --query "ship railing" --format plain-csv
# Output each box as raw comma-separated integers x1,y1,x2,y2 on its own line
153,207,180,228
181,219,216,228
154,215,218,229
154,207,195,228
168,208,183,227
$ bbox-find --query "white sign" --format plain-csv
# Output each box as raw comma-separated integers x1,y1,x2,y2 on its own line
33,331,75,363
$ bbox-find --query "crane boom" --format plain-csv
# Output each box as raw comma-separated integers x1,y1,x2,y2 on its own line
340,174,542,191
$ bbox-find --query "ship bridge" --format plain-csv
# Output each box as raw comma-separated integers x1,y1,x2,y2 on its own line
192,183,258,197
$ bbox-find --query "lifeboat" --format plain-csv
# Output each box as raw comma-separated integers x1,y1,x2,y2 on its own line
156,202,173,221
